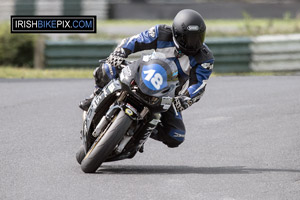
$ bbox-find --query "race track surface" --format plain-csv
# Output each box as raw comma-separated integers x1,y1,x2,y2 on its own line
1,76,300,200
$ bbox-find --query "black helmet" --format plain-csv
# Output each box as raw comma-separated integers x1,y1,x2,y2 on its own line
172,9,206,55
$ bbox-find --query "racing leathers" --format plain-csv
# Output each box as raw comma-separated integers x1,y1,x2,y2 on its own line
94,24,214,147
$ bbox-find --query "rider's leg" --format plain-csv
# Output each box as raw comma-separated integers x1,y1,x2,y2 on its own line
150,106,186,148
79,62,117,111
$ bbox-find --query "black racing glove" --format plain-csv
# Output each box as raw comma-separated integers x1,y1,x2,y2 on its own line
106,47,126,67
174,96,193,112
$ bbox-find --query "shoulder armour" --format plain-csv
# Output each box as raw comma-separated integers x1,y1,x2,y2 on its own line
157,24,173,42
194,44,214,64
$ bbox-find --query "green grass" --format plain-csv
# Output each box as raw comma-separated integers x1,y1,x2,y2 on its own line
0,66,295,79
206,18,300,37
0,66,94,79
99,19,173,26
94,18,300,39
212,71,296,77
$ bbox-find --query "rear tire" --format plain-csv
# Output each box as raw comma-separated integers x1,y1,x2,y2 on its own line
80,110,132,173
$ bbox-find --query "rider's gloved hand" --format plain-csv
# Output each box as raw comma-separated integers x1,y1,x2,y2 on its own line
106,47,126,67
174,96,193,112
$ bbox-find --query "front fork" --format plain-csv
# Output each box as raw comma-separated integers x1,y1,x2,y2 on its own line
114,106,153,154
82,111,87,121
135,113,161,152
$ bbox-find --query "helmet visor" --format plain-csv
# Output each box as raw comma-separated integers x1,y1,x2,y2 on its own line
175,31,205,55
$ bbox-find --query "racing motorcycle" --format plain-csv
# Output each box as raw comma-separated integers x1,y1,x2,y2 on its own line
76,52,179,173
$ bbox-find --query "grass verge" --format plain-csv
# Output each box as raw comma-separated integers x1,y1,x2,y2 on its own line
93,18,300,39
212,71,296,77
0,66,296,79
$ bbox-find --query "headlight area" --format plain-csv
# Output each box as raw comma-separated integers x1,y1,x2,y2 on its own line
136,89,160,105
129,79,160,105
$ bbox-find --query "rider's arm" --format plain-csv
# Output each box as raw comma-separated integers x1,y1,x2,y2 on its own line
106,25,160,67
115,25,160,58
186,59,214,103
174,60,213,112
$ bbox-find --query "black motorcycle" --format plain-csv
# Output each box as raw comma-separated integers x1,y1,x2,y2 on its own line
76,53,179,173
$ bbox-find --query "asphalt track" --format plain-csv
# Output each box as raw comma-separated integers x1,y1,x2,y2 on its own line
1,76,300,200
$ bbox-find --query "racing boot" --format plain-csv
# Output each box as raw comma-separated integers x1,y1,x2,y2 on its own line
79,87,102,111
149,129,163,142
79,94,94,111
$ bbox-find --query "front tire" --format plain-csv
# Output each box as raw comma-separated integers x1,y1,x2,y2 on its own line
80,110,132,173
76,145,85,164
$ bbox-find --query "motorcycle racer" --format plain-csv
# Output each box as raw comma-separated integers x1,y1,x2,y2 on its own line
79,9,214,148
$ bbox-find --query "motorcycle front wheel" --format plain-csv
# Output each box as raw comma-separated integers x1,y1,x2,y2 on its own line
80,110,132,173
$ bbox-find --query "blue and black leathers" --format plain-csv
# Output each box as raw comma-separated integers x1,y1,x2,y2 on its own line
95,24,214,147
117,24,214,100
